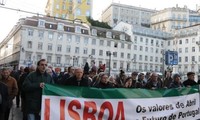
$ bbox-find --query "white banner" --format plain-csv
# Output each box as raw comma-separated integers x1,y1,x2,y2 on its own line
41,93,200,120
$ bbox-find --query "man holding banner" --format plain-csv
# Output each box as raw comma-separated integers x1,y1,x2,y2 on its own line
23,59,54,120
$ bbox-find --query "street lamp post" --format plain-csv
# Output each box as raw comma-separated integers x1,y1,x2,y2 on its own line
106,51,113,76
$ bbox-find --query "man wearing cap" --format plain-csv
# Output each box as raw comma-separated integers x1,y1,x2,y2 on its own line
183,72,198,87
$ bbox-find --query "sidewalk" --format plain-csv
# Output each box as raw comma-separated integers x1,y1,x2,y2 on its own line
9,102,23,120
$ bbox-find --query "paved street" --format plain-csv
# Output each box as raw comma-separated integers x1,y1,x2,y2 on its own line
9,102,23,120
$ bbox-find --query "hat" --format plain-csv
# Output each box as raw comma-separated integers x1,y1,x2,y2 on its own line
132,71,138,76
187,72,195,76
173,74,180,79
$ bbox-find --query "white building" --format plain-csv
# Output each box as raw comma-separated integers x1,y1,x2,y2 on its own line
167,24,200,79
101,3,156,28
113,22,173,73
0,16,133,73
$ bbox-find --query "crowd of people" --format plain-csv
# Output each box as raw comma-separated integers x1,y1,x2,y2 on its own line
0,58,199,120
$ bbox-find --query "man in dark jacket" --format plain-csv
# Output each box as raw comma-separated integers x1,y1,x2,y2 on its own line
0,81,9,120
183,72,198,87
23,59,54,120
64,67,90,86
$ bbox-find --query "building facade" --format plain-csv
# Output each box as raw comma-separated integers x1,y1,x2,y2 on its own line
151,5,200,32
113,22,173,73
101,3,156,28
167,25,200,78
45,0,93,22
0,16,133,73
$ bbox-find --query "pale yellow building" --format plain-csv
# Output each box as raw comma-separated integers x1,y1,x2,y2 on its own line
45,0,93,22
151,5,200,32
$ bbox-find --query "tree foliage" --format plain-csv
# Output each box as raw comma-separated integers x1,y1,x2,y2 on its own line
87,17,112,29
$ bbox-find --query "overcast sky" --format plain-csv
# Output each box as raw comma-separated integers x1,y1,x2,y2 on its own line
0,0,199,41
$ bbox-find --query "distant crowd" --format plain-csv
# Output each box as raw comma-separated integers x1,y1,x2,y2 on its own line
0,59,199,120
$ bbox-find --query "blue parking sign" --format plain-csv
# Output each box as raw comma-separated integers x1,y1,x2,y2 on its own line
165,51,178,65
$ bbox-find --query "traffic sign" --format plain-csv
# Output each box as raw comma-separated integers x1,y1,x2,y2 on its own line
165,51,178,65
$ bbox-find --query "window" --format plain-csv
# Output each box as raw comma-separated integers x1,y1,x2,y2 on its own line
57,45,62,52
113,52,117,57
28,29,33,36
92,39,96,45
192,38,195,43
48,32,53,40
66,45,71,53
185,39,188,44
107,41,111,46
179,57,182,62
106,32,112,38
140,37,143,42
112,62,116,69
121,53,124,58
145,38,148,45
92,29,97,36
134,36,137,43
76,36,80,43
83,48,88,54
99,50,103,56
140,46,143,51
155,57,158,62
75,47,79,54
139,55,142,60
56,4,59,9
179,40,182,44
56,56,61,64
75,26,81,33
151,48,153,53
47,56,52,63
91,49,95,55
179,48,182,53
57,33,63,40
127,53,130,59
62,5,66,10
150,56,153,62
168,41,170,46
47,44,52,51
145,47,148,52
192,56,195,62
121,43,124,48
134,45,137,50
57,23,64,30
151,39,154,46
155,48,158,53
76,8,81,15
67,34,72,42
192,47,195,52
100,40,104,46
27,41,32,48
185,47,188,53
38,42,43,50
127,44,131,49
145,56,148,61
114,43,118,48
38,19,45,27
86,0,90,5
185,56,188,62
38,31,44,38
77,0,81,3
84,37,89,45
86,10,90,16
37,55,42,61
